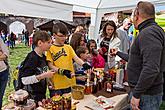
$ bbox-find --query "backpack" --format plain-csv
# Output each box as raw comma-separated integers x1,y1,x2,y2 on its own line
15,57,28,91
15,52,39,91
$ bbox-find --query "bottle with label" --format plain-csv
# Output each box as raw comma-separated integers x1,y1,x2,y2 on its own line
97,78,101,91
96,71,102,90
104,78,113,93
92,74,97,94
101,75,104,89
85,73,92,94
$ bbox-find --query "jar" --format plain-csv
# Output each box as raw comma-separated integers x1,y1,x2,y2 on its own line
42,99,52,109
51,95,63,110
62,93,72,110
11,89,29,106
71,85,85,100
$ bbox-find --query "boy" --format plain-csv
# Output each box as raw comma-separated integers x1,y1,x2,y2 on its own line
74,46,90,85
20,31,54,104
46,22,91,96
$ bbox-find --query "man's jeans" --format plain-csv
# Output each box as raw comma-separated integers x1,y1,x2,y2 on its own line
129,92,163,110
0,69,9,109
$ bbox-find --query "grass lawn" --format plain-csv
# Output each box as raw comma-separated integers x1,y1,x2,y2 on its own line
2,43,165,109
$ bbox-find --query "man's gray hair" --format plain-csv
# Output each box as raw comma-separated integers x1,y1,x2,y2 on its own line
137,1,155,18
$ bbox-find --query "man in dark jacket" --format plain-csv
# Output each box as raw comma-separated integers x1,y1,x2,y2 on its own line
128,1,165,110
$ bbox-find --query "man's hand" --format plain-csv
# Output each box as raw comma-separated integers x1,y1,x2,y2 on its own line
131,96,140,110
109,48,118,56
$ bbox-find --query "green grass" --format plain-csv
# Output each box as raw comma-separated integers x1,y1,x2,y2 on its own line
3,43,31,106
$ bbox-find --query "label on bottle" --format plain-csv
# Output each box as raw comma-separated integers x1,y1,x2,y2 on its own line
106,83,112,92
94,78,97,85
87,79,90,86
96,71,99,76
99,78,102,82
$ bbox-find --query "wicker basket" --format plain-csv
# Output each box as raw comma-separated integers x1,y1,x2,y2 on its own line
71,85,85,100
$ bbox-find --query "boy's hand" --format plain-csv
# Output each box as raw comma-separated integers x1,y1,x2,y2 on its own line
71,73,75,78
41,70,54,79
58,68,72,78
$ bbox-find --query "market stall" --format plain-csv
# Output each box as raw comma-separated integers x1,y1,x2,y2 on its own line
4,67,129,110
3,87,129,110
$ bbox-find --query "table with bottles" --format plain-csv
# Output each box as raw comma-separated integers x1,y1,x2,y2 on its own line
73,67,129,110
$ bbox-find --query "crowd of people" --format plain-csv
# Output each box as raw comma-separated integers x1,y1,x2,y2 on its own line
0,30,17,48
0,29,37,50
0,1,165,110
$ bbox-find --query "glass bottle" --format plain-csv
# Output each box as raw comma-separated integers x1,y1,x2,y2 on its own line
104,78,113,93
85,73,92,94
51,95,63,110
92,74,97,94
62,93,71,110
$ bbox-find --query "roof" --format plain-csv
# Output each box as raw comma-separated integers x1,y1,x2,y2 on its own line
37,20,76,31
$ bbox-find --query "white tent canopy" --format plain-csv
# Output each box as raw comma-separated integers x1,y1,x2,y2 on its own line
0,0,165,39
64,0,165,39
0,0,73,21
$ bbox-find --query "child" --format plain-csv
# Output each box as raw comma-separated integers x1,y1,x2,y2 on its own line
46,22,91,97
20,31,55,104
87,39,105,68
74,46,90,85
70,32,86,51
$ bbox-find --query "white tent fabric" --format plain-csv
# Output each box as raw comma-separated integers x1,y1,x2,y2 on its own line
0,0,165,39
54,0,165,39
72,0,165,39
0,0,73,21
